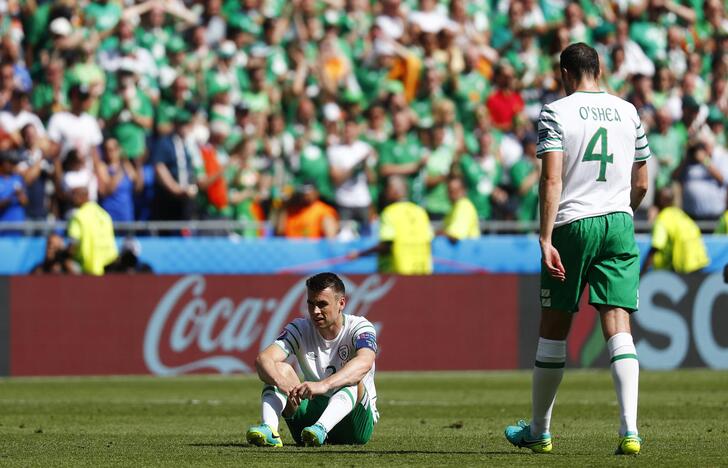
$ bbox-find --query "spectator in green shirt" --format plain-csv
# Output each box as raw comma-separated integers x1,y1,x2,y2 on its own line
156,75,194,136
649,107,684,190
459,129,506,220
378,111,428,205
99,61,154,161
510,132,540,225
84,0,122,36
291,135,336,206
31,59,68,123
424,124,456,220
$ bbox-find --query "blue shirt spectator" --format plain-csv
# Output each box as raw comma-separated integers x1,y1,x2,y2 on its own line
150,115,197,221
0,151,28,233
99,138,137,222
675,143,728,220
134,164,156,221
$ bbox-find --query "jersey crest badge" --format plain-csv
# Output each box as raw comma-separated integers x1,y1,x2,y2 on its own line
338,345,350,361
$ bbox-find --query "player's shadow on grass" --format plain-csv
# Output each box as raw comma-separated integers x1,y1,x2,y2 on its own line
189,443,516,455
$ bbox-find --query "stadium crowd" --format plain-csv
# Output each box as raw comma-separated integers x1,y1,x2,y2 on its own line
0,0,728,239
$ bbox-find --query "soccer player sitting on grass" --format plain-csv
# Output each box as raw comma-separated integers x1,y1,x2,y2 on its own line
504,43,649,455
246,272,378,447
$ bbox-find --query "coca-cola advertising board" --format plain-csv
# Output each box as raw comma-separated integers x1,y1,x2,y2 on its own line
6,275,519,376
5,272,724,376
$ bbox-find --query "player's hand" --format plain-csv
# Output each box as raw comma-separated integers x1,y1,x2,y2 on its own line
541,242,566,282
292,381,329,400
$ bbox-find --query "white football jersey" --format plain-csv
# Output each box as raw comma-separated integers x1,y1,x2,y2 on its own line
275,314,379,421
537,91,651,227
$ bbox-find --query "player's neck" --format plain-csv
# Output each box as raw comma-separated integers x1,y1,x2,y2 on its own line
318,316,345,341
572,79,602,94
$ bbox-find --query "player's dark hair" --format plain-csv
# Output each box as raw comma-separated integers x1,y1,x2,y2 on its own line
306,272,346,297
560,42,600,82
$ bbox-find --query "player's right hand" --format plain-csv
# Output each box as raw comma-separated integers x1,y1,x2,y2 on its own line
541,243,566,282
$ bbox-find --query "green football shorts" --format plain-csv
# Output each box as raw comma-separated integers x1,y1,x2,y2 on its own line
285,393,375,445
540,212,640,313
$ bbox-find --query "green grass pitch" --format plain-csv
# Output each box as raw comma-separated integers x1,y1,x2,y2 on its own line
0,370,726,467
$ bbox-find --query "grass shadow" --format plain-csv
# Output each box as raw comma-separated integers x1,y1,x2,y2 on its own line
189,443,521,455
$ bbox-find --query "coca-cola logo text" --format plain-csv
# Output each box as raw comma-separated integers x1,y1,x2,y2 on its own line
144,275,395,375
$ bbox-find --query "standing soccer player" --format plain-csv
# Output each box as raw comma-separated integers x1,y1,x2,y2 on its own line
246,272,378,447
504,43,649,455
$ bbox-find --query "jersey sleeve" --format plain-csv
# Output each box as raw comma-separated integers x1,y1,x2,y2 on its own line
350,319,377,353
273,320,304,356
536,104,564,157
634,112,651,162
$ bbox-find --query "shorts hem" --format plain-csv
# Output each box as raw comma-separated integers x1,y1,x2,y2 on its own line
588,300,637,313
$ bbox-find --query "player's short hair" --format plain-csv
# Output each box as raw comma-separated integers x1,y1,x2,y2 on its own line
560,42,600,82
306,272,346,297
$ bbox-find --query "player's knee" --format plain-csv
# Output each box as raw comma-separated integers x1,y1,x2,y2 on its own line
341,384,359,401
539,309,573,340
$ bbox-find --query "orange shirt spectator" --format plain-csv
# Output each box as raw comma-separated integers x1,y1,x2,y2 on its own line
278,185,339,239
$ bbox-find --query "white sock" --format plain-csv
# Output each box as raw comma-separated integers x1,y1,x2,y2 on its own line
261,385,287,433
531,338,566,437
316,385,358,433
608,333,639,436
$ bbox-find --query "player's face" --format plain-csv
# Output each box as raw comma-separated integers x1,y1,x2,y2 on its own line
306,287,345,330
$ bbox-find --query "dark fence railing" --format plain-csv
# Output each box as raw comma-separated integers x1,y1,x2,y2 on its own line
0,219,720,236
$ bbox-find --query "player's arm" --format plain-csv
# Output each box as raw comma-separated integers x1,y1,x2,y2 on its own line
255,343,297,395
539,151,566,281
292,348,376,400
630,161,649,211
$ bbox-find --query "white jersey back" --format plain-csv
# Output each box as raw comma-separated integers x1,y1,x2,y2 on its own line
275,314,378,421
537,91,651,227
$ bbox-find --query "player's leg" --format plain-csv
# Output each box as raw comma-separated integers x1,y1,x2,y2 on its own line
597,306,641,454
531,309,572,432
247,362,300,447
301,381,367,446
589,212,641,454
505,309,572,453
325,381,375,445
506,217,600,453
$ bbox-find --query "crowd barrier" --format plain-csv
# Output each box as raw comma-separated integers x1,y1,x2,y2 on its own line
2,235,728,275
0,272,725,377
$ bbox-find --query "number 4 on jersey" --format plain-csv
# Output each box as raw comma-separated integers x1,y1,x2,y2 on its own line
583,127,613,182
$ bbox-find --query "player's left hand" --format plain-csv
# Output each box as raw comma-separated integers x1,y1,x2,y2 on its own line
291,381,329,400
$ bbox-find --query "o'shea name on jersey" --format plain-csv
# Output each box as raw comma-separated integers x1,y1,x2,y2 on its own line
577,106,622,122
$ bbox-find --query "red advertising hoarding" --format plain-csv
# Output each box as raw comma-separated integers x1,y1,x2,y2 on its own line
9,274,519,376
